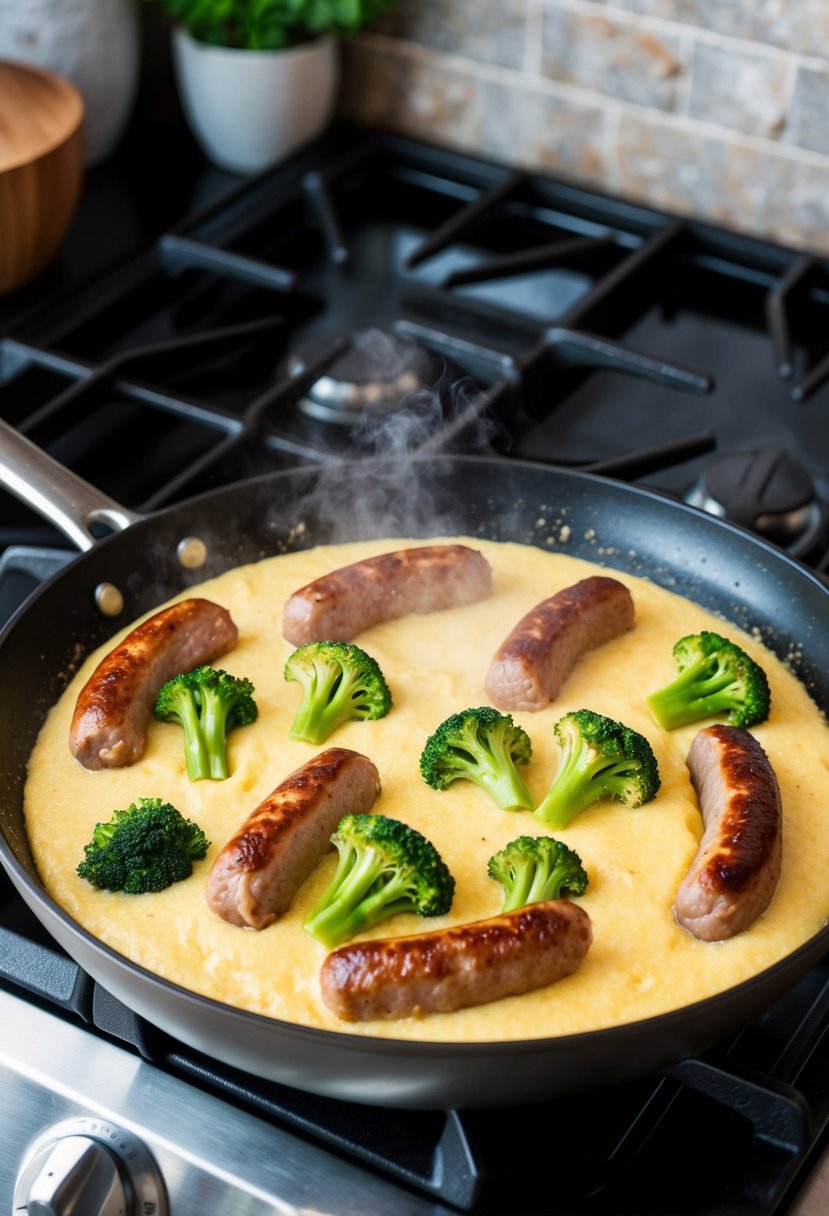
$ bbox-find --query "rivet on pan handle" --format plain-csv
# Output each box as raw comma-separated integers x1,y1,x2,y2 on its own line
94,583,124,617
177,537,207,569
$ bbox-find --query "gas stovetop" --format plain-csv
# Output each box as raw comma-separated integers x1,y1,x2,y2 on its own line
4,123,829,1215
4,125,829,562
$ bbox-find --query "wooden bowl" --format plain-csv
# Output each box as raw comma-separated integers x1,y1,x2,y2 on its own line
0,60,84,295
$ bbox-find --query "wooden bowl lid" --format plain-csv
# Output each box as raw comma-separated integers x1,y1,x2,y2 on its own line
0,60,84,174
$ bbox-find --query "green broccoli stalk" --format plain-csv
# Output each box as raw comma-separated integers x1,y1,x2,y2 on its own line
284,641,392,745
488,835,589,912
646,630,771,731
534,709,660,830
304,813,455,948
155,665,257,781
419,706,534,812
76,797,210,894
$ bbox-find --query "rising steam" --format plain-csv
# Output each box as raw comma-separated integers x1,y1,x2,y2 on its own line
273,327,505,545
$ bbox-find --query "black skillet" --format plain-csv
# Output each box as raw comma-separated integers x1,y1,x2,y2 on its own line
0,425,827,1110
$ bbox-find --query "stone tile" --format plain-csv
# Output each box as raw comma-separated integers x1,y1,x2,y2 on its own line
477,78,607,180
340,41,606,183
787,64,829,156
612,0,829,57
541,6,689,111
339,42,484,148
688,41,792,139
614,114,829,254
372,0,527,70
340,32,829,256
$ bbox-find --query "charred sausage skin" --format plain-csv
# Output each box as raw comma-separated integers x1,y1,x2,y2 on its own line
206,748,381,931
485,576,635,712
674,724,782,942
282,544,492,646
320,898,592,1021
69,597,238,770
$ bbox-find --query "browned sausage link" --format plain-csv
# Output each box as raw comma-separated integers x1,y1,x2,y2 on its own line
282,544,493,646
69,598,238,770
206,748,381,931
320,898,592,1021
484,576,635,712
673,725,782,942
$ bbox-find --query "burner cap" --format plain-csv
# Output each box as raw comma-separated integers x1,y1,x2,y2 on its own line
686,445,824,553
290,330,438,424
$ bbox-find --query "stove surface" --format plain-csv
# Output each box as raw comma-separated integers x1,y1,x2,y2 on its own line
0,988,446,1216
3,122,829,1215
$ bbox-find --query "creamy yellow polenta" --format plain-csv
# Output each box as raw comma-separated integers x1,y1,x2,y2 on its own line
22,538,829,1042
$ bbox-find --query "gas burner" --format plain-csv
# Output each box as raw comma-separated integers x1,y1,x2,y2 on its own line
685,445,826,556
290,329,439,424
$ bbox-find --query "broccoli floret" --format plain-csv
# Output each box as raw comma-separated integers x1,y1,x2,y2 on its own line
304,812,455,948
534,709,660,830
646,630,771,731
488,835,589,913
284,641,392,745
419,706,534,812
155,665,257,781
76,797,210,894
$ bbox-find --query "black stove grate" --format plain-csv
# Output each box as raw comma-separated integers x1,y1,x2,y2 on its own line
4,129,829,560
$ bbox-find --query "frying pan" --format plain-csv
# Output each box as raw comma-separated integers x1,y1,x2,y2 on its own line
1,423,828,1111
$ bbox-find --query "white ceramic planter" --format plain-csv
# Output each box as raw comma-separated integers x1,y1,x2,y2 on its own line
172,27,339,176
0,0,140,167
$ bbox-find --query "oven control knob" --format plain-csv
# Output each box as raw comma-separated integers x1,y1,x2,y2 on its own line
14,1116,167,1216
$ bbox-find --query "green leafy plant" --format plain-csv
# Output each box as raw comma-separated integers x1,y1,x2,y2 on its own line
146,0,396,49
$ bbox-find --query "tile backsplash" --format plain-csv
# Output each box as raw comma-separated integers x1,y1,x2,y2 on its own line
339,0,829,253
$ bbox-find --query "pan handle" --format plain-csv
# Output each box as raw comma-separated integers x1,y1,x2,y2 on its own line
0,418,140,552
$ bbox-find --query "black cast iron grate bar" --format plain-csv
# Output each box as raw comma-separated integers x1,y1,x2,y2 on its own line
543,326,714,394
735,957,829,1120
0,925,94,1020
13,354,238,441
559,217,686,332
103,315,288,377
664,1057,811,1214
159,233,299,293
2,337,109,382
792,342,829,404
8,318,285,439
394,318,522,380
501,431,717,481
400,281,544,352
139,335,357,481
403,170,527,270
784,966,829,1074
246,329,352,427
259,430,332,464
4,244,167,353
582,430,717,480
765,254,815,381
240,331,367,463
136,430,250,512
300,140,381,266
395,319,714,473
442,235,614,289
303,171,349,266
